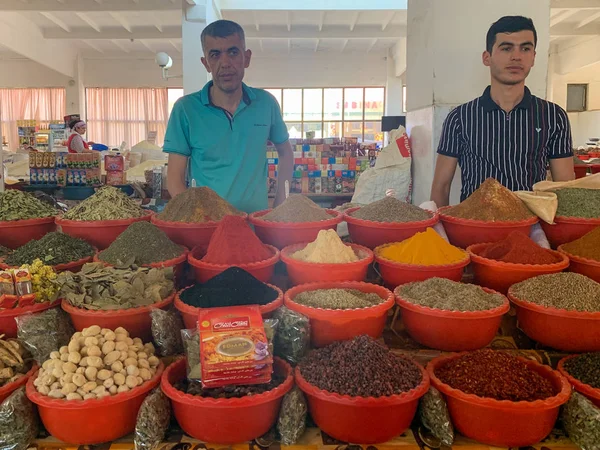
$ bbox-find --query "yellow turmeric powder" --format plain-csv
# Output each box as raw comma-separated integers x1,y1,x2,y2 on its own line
376,228,467,265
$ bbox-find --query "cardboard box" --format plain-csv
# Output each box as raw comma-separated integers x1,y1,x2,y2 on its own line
106,170,125,186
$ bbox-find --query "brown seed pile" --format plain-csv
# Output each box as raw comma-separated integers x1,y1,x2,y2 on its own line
351,197,431,223
262,195,331,222
293,288,383,310
175,370,285,399
157,187,243,223
299,335,422,397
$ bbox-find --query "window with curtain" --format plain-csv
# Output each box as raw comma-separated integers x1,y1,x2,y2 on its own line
86,88,169,148
0,88,66,150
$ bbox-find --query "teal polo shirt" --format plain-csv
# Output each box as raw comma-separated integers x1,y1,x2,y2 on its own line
163,81,289,213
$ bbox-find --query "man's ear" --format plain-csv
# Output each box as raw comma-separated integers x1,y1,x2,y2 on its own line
201,57,211,73
244,49,252,69
482,50,491,67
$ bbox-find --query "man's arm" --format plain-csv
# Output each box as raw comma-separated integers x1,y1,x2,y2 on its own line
167,153,189,198
547,105,575,182
274,140,294,207
163,98,192,198
549,158,575,182
431,155,458,207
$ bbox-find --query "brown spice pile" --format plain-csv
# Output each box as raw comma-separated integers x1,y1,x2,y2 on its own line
158,187,242,223
444,178,534,221
562,227,600,262
351,196,431,223
263,195,331,222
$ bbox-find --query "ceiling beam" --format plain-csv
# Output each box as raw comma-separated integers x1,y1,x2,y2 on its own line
253,11,259,31
109,11,132,33
341,38,348,52
111,39,130,53
577,10,600,28
82,39,104,53
287,38,291,54
314,38,319,52
318,11,325,32
219,0,407,10
551,0,600,8
44,26,182,39
550,9,579,27
245,24,406,39
381,11,395,31
366,38,377,53
152,12,163,32
259,38,263,52
139,39,154,52
350,12,360,31
75,12,101,32
550,23,600,36
169,39,181,53
39,11,71,32
287,11,292,31
0,0,178,11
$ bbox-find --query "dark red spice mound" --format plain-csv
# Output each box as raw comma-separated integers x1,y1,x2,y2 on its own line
479,231,561,265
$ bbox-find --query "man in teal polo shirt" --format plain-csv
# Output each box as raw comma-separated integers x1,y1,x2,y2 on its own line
163,20,293,213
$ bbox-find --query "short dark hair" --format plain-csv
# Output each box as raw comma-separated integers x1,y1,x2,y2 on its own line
486,16,537,53
201,20,246,51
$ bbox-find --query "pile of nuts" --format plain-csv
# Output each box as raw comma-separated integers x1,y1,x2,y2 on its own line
33,325,160,400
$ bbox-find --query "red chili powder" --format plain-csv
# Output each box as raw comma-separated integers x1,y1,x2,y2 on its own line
202,216,272,265
479,231,560,265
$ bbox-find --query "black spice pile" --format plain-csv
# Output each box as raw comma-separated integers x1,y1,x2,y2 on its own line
6,232,94,266
175,369,285,398
299,335,422,397
563,353,600,389
179,267,278,308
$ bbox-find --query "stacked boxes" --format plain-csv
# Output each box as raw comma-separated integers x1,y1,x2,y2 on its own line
104,154,126,186
29,151,101,187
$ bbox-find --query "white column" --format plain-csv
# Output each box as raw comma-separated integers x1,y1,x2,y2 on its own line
182,3,209,95
405,0,551,205
385,46,404,117
65,53,85,116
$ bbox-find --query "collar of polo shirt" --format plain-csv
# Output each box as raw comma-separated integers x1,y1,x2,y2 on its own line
480,86,533,113
201,80,254,108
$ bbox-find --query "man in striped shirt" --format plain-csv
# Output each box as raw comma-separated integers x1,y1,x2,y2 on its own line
431,16,575,207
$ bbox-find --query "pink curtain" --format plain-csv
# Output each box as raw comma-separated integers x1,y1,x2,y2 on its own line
0,88,65,150
86,88,168,148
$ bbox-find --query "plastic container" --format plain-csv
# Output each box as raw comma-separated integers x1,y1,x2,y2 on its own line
280,243,374,286
174,284,284,329
438,207,539,249
248,209,343,249
467,243,569,293
558,245,600,283
427,353,570,447
591,164,600,175
26,363,163,445
56,212,153,250
284,281,395,348
0,364,37,404
0,217,56,249
61,293,174,342
0,299,61,338
344,207,439,249
295,359,430,444
0,251,95,274
162,357,294,444
574,165,589,179
151,213,248,251
394,287,509,351
374,248,470,289
508,289,600,352
578,155,591,161
540,216,600,248
558,355,600,408
188,244,279,283
62,186,95,201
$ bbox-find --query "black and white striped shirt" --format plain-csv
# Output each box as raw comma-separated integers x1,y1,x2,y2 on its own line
437,86,573,201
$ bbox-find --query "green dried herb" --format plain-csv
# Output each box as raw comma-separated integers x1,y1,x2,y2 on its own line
0,246,11,258
563,353,600,389
16,308,74,365
562,392,600,450
419,387,454,446
62,186,144,221
5,232,94,266
134,387,171,450
273,307,310,365
277,386,307,445
293,288,382,310
0,387,39,450
0,190,57,221
555,188,600,219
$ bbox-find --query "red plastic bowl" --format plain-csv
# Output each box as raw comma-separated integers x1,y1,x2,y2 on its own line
591,164,600,175
540,216,600,248
280,243,374,286
26,363,163,444
374,248,470,289
162,357,294,444
0,299,61,338
0,251,95,274
468,243,569,294
0,364,37,404
61,293,174,342
578,155,591,161
174,284,284,329
296,358,429,444
344,207,438,249
151,213,248,251
56,212,153,250
394,287,509,351
428,353,570,447
508,289,600,352
249,209,343,249
438,207,539,249
574,165,589,179
188,244,279,283
558,245,600,283
558,355,600,408
284,281,395,348
0,217,56,249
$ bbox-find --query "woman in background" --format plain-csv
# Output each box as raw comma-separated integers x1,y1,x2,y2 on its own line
67,120,94,153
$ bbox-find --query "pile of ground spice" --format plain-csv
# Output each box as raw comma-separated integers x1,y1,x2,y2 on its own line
179,267,278,308
98,221,184,266
293,288,383,310
555,188,600,219
202,216,272,265
157,187,242,223
435,349,555,402
62,186,145,221
397,278,505,312
351,197,431,223
561,227,600,261
290,230,358,263
563,353,600,389
299,335,422,397
262,195,331,222
510,273,600,312
6,232,95,266
445,178,534,221
479,231,561,265
175,368,285,398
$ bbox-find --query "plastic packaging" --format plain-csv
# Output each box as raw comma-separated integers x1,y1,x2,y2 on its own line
181,328,201,380
0,387,39,450
419,386,454,446
277,386,307,445
150,308,184,356
562,392,600,450
16,308,74,364
134,387,171,450
273,307,310,365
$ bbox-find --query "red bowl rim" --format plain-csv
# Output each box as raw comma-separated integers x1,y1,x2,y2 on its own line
438,206,539,227
557,245,600,268
174,283,284,317
280,242,374,268
96,247,189,268
188,244,280,270
507,290,600,319
248,209,343,229
552,215,600,225
374,245,470,271
26,362,164,409
0,298,61,318
468,243,570,271
284,281,395,316
0,363,38,397
344,206,438,228
55,211,153,227
161,357,294,407
427,352,571,409
0,216,56,227
151,212,248,229
557,355,600,402
0,250,97,272
394,286,510,318
61,291,175,318
295,355,430,406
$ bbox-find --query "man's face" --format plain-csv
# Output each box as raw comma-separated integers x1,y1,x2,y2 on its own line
482,30,536,86
201,33,251,94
